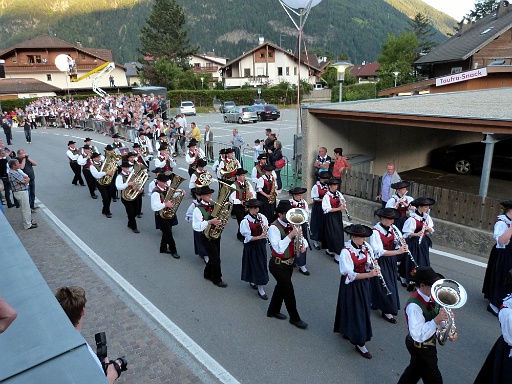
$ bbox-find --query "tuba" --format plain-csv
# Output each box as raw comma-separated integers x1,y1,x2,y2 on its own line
204,180,236,240
121,162,148,201
98,152,121,186
159,174,186,219
285,208,308,257
432,279,467,346
219,159,238,181
197,172,213,187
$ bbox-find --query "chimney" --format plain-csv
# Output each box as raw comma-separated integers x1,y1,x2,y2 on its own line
76,41,82,47
498,0,510,16
458,18,473,35
258,36,264,45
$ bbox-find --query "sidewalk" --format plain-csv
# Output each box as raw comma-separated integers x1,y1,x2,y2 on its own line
3,205,221,384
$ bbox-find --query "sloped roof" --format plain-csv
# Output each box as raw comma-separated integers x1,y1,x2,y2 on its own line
349,62,381,77
192,53,226,66
81,47,113,62
223,42,321,72
416,9,512,65
124,62,143,77
0,78,61,94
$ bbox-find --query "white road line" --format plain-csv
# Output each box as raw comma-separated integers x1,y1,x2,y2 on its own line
37,200,239,384
430,248,487,268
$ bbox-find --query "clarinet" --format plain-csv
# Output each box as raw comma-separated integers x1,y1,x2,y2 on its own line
390,225,418,269
363,241,392,296
342,199,352,221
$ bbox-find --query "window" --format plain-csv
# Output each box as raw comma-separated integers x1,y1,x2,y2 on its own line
294,66,297,75
35,55,42,63
12,57,16,63
260,53,265,58
277,67,283,76
194,63,200,68
46,74,52,81
451,67,462,74
244,68,251,77
81,54,86,60
268,52,273,58
286,67,289,76
28,55,35,64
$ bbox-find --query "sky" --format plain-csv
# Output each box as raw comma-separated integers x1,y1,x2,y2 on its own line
422,0,475,20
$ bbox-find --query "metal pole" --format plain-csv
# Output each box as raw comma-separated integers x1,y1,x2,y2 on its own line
296,9,303,137
478,133,497,198
338,80,342,102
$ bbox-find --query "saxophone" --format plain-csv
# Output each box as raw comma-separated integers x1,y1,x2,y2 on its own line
204,180,237,240
159,173,186,219
98,152,121,186
121,162,148,201
268,177,277,204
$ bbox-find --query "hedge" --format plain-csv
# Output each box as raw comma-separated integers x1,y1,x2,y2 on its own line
331,83,378,102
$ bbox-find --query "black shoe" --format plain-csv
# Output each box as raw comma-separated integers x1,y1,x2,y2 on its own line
132,229,140,233
401,282,408,288
298,269,310,276
355,346,372,359
250,283,258,290
314,245,321,250
136,214,142,218
27,224,38,229
15,204,20,208
290,319,308,329
7,204,14,208
160,249,171,254
105,213,112,218
91,194,98,199
487,304,499,317
258,292,268,300
381,313,397,324
204,275,212,281
267,312,287,320
80,184,85,186
113,198,118,202
407,283,415,292
171,253,181,259
213,281,228,288
325,251,333,257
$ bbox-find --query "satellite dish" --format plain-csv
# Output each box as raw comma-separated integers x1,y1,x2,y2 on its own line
281,0,322,9
55,54,74,72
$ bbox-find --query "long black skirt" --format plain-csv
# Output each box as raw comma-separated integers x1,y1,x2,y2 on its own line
474,336,512,384
333,277,372,346
370,255,400,315
394,216,407,233
323,211,344,254
257,192,275,222
401,235,432,283
487,245,512,307
194,230,207,257
310,202,324,242
482,245,499,299
241,238,269,285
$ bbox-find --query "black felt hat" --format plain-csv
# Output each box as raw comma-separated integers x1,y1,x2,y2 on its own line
197,159,207,167
275,200,292,213
83,144,91,150
112,133,121,138
236,168,248,175
158,144,168,151
257,154,267,160
133,143,141,148
156,173,170,182
243,199,263,208
409,266,444,286
410,197,436,207
121,161,131,168
344,224,373,238
195,185,215,195
224,148,234,154
500,200,512,210
263,164,275,171
391,181,410,190
126,152,136,158
318,171,332,179
187,141,198,148
67,140,76,146
84,137,92,142
289,187,307,195
91,152,101,159
219,148,227,155
325,177,341,185
374,208,402,220
159,133,167,138
105,145,114,151
152,167,163,174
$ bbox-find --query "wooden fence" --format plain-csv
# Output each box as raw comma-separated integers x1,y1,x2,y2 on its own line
340,169,502,232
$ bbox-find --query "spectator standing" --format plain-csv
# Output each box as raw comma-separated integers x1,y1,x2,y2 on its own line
204,125,214,162
376,163,401,209
187,122,202,148
0,149,18,208
109,75,115,87
231,129,245,164
248,139,263,165
8,158,36,229
269,140,284,191
23,119,32,143
2,117,12,145
16,149,37,211
176,113,187,132
332,148,351,180
314,147,331,176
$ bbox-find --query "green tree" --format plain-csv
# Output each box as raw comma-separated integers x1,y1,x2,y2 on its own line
467,0,499,21
138,0,197,68
408,13,437,54
377,32,420,89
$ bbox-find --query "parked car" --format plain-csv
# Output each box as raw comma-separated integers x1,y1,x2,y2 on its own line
178,101,196,116
256,105,280,121
431,137,512,175
223,106,258,124
219,101,236,114
252,99,267,106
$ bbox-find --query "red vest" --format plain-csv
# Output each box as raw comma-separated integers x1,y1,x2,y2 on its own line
248,219,263,236
374,227,395,251
346,246,368,273
235,181,247,200
262,177,273,194
413,217,425,233
327,192,341,208
316,182,328,201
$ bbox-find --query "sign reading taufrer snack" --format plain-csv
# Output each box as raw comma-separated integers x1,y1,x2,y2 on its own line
436,68,488,87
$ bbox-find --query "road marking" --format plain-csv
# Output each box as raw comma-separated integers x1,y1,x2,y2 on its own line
37,200,239,384
430,248,487,268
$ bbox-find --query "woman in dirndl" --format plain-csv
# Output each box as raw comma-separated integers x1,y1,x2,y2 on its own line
309,171,331,250
401,197,435,291
240,199,270,300
334,224,379,359
482,200,512,316
322,177,345,263
256,164,278,222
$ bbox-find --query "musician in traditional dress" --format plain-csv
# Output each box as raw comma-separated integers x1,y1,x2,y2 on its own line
192,185,228,288
112,133,124,150
137,131,152,160
84,137,99,154
289,187,310,276
66,140,85,186
150,173,181,259
370,208,408,324
115,161,141,233
240,199,269,299
267,200,308,329
77,144,97,199
322,177,345,263
397,266,456,384
155,133,168,152
474,293,512,383
256,164,277,222
185,187,209,264
386,181,414,232
219,148,240,185
185,139,206,176
89,152,114,218
230,168,255,242
154,143,176,173
309,171,331,250
482,200,512,316
401,197,435,291
334,224,379,359
104,144,119,202
212,148,226,180
132,143,149,168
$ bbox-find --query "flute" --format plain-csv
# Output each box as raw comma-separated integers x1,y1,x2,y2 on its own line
363,242,391,295
390,226,418,269
341,197,352,221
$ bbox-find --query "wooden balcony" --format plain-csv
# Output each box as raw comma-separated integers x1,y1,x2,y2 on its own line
193,66,218,73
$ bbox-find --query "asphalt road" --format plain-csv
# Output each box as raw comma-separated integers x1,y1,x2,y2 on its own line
6,117,502,384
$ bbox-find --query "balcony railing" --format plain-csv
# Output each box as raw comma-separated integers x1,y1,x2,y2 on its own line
193,66,218,73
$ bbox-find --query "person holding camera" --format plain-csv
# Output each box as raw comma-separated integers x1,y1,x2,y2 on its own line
55,286,127,383
16,149,37,211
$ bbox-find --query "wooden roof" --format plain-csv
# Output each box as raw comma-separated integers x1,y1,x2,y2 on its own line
0,78,61,94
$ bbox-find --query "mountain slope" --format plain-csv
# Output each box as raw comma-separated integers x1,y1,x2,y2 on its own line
0,0,457,65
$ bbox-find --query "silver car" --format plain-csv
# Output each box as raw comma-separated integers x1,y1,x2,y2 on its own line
223,106,258,124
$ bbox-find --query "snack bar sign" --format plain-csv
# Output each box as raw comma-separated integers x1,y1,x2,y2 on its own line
436,68,488,87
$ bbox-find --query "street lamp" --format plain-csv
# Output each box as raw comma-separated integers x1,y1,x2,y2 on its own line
200,75,204,89
392,70,400,88
331,61,352,103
